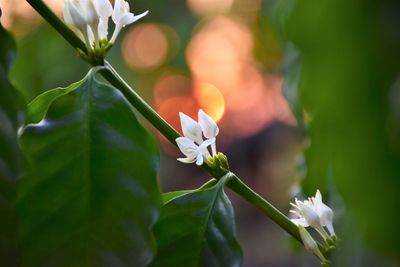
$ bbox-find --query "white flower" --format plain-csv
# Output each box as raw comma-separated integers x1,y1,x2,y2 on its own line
63,1,84,28
110,0,149,43
176,137,215,166
63,0,99,47
298,225,327,263
63,0,148,50
179,112,203,145
176,109,219,165
92,0,113,40
290,190,335,240
198,109,219,155
63,0,88,42
313,190,335,236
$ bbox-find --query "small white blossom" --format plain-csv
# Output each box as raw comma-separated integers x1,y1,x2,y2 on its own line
290,190,335,240
176,109,219,165
110,0,149,43
92,0,113,40
313,190,335,236
198,109,219,155
176,137,215,166
63,0,148,50
64,0,99,46
179,112,203,145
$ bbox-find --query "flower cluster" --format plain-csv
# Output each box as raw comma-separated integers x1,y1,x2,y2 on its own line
290,190,336,263
176,109,219,166
290,190,335,239
63,0,148,50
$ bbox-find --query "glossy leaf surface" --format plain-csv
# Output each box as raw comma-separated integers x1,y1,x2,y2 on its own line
18,69,161,267
0,10,25,266
151,175,242,267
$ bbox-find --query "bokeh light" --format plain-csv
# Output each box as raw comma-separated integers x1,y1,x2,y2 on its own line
0,0,62,33
153,72,198,133
186,0,234,17
122,23,178,71
155,95,199,155
186,16,295,139
193,82,225,122
187,16,253,92
154,73,192,107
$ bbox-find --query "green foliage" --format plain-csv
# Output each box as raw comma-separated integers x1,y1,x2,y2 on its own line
26,80,84,125
161,179,218,204
18,69,161,267
0,12,25,266
150,175,242,267
10,25,88,102
284,0,400,260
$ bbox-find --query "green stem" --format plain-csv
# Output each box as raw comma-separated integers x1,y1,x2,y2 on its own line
26,0,304,248
227,173,301,242
99,65,305,245
100,62,180,145
97,65,304,245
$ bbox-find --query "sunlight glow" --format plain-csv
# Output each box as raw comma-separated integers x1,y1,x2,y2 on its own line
186,0,234,17
0,0,62,32
194,82,225,122
122,23,178,71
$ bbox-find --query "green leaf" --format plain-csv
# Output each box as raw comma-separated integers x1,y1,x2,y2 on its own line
161,179,218,204
25,79,83,125
151,175,243,267
18,68,161,267
0,10,25,266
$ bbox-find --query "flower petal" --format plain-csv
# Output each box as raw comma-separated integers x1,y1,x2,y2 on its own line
176,137,198,158
319,203,334,226
64,0,86,28
118,13,135,27
200,137,215,148
98,17,109,39
195,153,204,166
63,1,74,25
298,202,320,229
198,137,215,160
312,190,335,235
177,157,196,164
83,0,98,25
93,0,113,18
291,217,309,227
326,221,336,236
198,109,219,139
179,112,203,144
315,190,322,203
112,0,124,24
122,11,149,26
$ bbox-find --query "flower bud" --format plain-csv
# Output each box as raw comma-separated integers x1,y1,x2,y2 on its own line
298,226,327,263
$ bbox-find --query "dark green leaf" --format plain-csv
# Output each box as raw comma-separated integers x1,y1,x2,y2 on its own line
18,69,161,267
161,179,217,204
151,175,242,267
0,10,25,267
25,79,83,125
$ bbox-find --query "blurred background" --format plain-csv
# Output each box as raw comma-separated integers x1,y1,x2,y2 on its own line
1,0,400,266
